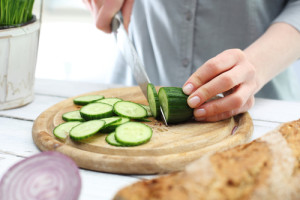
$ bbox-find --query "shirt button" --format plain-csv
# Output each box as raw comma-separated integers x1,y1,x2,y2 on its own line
182,58,189,68
186,11,192,21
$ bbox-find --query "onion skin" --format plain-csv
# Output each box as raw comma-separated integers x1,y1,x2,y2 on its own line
0,151,81,200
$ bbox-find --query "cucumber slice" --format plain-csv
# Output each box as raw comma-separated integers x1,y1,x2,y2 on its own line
139,104,152,117
62,110,84,122
101,117,130,133
96,98,122,106
105,132,124,146
135,118,152,122
80,102,113,120
115,122,152,146
101,117,122,128
147,83,160,118
53,121,82,140
113,101,147,119
69,120,105,140
158,87,193,123
73,95,104,105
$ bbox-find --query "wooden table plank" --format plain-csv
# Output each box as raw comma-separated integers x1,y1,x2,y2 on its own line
0,118,39,157
0,95,65,121
249,98,300,123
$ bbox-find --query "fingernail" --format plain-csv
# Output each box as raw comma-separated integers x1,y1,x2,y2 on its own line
194,108,206,117
188,96,201,108
182,83,194,95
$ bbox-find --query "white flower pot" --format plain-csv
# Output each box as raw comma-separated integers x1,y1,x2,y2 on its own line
0,20,41,110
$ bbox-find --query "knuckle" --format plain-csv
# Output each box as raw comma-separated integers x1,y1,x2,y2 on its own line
231,94,244,108
247,64,256,78
199,86,211,100
206,58,222,73
193,70,204,86
221,75,235,88
206,102,221,116
229,49,245,61
246,96,255,109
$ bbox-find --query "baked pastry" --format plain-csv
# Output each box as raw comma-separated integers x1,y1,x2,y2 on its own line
114,119,300,200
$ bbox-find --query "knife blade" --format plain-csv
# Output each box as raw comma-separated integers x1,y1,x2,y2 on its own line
111,12,149,97
111,11,168,126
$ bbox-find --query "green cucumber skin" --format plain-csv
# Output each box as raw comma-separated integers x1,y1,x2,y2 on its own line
62,111,85,122
80,103,114,121
147,83,160,118
53,121,82,140
73,95,104,105
69,120,105,141
101,117,130,133
105,132,124,147
115,122,152,146
158,87,193,123
113,101,147,119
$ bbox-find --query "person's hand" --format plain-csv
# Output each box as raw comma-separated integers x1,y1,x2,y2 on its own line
82,0,134,33
182,49,259,122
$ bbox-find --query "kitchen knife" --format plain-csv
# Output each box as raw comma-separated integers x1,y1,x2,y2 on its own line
111,12,168,126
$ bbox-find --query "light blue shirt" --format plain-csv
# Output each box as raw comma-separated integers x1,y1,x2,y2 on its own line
110,0,300,101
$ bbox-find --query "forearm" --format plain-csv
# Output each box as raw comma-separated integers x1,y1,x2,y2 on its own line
244,22,300,92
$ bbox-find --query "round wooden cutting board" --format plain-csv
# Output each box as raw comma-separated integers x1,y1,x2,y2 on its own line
32,87,253,174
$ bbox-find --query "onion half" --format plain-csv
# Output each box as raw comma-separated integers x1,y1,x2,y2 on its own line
0,151,81,200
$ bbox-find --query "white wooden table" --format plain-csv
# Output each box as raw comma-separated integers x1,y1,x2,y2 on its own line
0,78,299,200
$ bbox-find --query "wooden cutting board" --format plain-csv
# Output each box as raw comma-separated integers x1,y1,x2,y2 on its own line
32,86,253,174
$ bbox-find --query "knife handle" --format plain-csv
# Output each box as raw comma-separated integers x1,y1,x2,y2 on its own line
111,11,123,32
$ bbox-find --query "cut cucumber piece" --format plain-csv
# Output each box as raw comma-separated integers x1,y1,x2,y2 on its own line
105,132,124,146
53,121,82,140
73,95,104,105
135,118,152,122
96,97,122,106
62,110,84,122
113,101,147,119
139,104,152,117
115,122,152,146
69,120,105,140
101,117,130,133
158,87,193,123
80,102,113,120
101,117,122,128
147,83,160,118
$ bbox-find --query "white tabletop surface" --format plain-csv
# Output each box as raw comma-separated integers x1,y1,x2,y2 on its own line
0,78,300,200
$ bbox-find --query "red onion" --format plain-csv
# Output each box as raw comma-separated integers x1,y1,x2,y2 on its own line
0,151,81,200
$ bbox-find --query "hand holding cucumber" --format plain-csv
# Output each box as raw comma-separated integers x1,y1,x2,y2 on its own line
82,0,134,33
183,49,257,122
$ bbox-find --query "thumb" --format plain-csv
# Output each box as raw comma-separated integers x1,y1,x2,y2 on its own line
121,0,134,32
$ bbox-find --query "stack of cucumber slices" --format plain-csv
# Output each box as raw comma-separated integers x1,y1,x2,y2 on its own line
53,96,153,147
53,84,193,147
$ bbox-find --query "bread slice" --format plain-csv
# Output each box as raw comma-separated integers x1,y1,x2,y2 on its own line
114,119,300,200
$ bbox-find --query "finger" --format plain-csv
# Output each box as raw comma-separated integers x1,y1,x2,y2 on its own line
196,96,255,122
187,62,255,108
121,0,134,32
95,0,124,33
193,83,255,119
82,0,93,11
182,49,245,95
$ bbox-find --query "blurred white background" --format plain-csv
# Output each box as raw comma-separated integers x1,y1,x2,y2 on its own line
36,0,117,84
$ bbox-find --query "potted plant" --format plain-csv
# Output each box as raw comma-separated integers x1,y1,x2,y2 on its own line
0,0,43,110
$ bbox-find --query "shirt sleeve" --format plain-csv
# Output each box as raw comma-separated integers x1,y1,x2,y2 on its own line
273,0,300,32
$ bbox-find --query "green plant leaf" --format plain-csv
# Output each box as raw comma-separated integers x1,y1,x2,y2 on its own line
0,0,35,26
